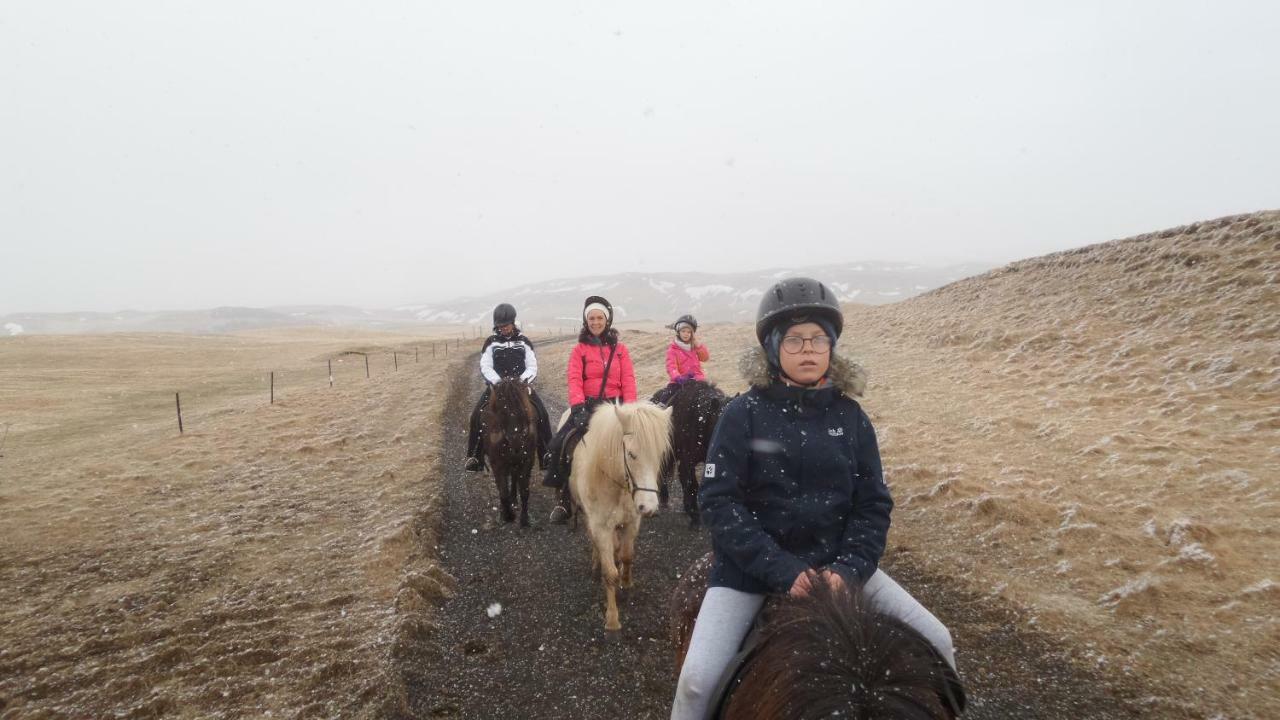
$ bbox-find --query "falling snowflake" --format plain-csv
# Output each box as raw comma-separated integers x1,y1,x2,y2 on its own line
486,602,503,618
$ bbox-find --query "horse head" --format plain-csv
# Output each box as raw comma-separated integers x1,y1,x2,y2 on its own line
614,402,672,518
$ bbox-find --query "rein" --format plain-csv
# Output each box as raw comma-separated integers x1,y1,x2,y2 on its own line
619,430,661,500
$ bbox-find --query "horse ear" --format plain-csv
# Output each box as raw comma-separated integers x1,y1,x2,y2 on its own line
613,402,631,431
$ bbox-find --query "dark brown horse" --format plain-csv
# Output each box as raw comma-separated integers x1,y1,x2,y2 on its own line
483,378,537,526
662,381,729,525
671,554,966,720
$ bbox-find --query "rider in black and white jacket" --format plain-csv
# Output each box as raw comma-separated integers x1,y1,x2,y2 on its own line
465,304,553,471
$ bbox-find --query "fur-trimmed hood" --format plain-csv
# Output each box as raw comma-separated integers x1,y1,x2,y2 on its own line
738,345,867,397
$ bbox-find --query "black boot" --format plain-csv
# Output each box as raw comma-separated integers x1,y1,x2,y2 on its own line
549,504,570,525
549,484,573,525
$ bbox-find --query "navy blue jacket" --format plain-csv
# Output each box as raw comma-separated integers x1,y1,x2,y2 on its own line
699,377,892,595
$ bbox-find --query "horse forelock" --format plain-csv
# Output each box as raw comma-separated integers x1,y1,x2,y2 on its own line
579,403,671,484
487,380,534,445
621,403,673,462
726,583,952,720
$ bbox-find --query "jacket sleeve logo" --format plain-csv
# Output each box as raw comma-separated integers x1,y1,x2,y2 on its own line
704,463,716,478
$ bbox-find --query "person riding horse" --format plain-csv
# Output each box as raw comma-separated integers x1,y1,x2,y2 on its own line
464,303,552,472
670,277,960,719
651,314,710,407
540,295,637,524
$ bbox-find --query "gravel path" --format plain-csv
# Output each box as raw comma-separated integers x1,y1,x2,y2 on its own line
398,350,1142,719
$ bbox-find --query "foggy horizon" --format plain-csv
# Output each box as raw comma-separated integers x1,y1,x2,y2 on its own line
4,1,1278,315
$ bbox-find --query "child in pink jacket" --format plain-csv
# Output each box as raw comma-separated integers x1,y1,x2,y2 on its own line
652,314,710,406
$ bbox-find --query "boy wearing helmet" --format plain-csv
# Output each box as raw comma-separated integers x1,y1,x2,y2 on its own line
671,278,962,719
464,303,552,471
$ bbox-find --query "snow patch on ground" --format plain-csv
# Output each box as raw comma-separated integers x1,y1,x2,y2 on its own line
4,323,23,336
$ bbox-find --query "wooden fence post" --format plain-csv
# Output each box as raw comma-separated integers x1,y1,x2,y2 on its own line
415,346,419,363
394,352,398,371
175,393,184,434
365,354,370,378
270,372,274,405
328,358,333,388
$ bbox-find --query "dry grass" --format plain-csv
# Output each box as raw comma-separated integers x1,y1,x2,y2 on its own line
2,210,1275,719
587,211,1277,719
0,329,470,719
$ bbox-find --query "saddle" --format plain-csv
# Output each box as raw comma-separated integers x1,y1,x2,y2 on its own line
555,423,586,470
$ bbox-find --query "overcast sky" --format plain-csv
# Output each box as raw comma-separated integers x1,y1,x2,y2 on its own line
2,1,1277,314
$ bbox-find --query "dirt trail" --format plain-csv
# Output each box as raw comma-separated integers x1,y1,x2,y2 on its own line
394,348,1141,719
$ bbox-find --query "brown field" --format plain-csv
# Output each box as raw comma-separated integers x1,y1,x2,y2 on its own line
604,211,1277,719
1,211,1276,719
0,328,477,719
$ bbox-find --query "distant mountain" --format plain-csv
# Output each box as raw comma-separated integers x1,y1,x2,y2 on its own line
397,262,992,328
1,262,991,335
0,306,382,335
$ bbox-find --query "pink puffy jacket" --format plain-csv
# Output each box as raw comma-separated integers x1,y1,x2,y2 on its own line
665,342,710,382
567,341,637,407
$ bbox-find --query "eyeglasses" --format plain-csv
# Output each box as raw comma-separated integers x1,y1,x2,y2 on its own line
780,335,831,354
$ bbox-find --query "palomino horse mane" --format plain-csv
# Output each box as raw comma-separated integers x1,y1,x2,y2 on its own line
577,401,671,479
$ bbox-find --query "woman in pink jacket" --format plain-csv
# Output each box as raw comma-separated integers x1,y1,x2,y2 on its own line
652,314,710,406
542,295,637,523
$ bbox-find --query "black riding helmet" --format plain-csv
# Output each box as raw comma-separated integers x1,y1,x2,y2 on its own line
670,314,698,332
493,303,517,329
755,277,844,345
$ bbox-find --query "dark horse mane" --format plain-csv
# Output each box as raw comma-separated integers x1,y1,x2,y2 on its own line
672,554,964,720
483,378,537,526
736,584,961,719
486,378,534,438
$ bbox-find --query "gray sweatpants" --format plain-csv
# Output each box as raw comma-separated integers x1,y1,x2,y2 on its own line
670,569,956,720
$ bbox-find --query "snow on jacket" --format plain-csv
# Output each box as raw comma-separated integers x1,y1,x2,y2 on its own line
699,345,890,595
665,341,710,382
480,333,537,384
567,338,637,407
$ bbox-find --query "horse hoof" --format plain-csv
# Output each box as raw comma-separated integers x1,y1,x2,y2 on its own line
519,516,530,528
603,628,622,643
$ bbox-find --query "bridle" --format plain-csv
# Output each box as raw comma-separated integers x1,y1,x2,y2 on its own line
620,431,661,500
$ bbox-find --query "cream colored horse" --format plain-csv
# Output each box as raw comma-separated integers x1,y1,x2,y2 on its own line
563,402,672,631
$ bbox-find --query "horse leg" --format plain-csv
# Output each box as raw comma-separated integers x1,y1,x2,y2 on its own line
680,461,700,526
618,521,638,589
507,469,520,523
495,466,514,523
517,460,530,527
590,522,622,631
658,454,673,509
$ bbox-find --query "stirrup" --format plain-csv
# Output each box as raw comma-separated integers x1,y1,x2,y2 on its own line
549,505,570,525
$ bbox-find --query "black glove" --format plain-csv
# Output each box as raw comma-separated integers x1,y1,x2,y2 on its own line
570,403,593,427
